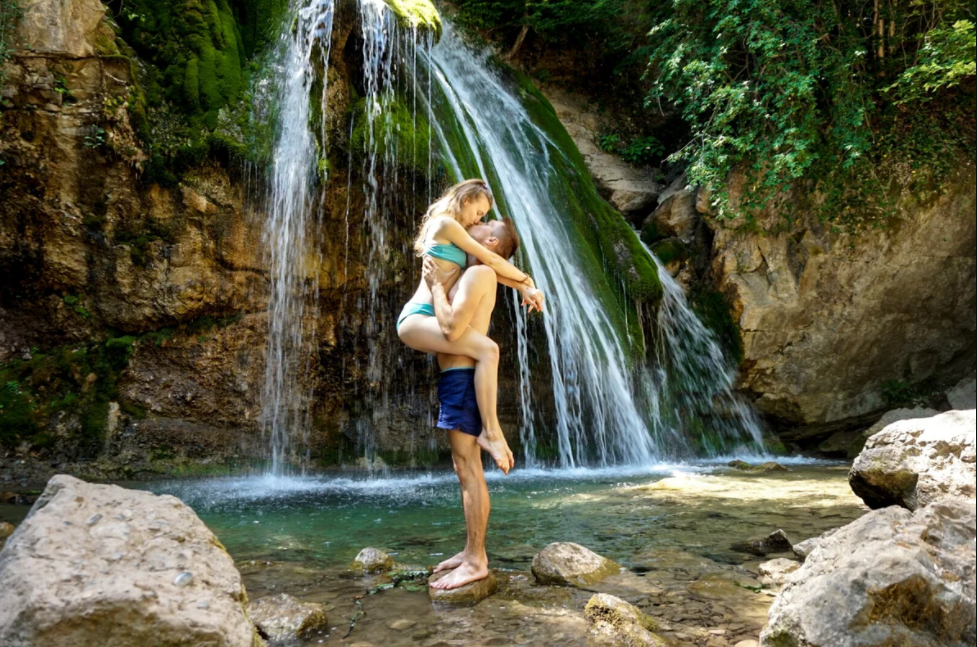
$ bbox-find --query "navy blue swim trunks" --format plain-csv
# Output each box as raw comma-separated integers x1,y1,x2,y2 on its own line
437,368,481,437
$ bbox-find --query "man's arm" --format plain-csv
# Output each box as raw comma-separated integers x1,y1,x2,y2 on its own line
427,262,495,342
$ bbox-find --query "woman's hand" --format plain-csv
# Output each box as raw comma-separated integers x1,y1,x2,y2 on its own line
423,256,459,289
520,286,545,314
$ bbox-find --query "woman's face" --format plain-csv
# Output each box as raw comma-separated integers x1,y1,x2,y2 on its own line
460,194,491,228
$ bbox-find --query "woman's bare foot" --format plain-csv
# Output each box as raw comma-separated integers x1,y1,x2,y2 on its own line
477,428,513,474
429,559,489,591
433,551,465,574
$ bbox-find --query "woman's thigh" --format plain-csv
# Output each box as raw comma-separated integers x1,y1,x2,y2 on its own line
398,315,494,359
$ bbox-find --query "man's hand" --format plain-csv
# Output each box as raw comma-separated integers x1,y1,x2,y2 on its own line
520,286,545,314
423,256,459,290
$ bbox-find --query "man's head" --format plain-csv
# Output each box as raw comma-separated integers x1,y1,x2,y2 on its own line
468,218,521,262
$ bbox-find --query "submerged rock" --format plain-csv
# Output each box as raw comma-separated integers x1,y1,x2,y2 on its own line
0,522,14,540
0,475,263,647
727,461,788,473
756,558,800,589
732,530,793,556
585,593,664,647
760,497,976,647
350,547,394,573
531,542,621,587
428,570,498,605
248,593,328,644
850,409,976,510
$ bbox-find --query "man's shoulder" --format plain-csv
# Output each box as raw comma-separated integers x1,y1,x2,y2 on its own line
463,265,497,289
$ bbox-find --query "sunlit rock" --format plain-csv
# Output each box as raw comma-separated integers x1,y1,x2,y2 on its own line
248,593,328,644
0,475,263,647
532,542,621,587
17,0,108,56
350,547,394,573
584,593,664,647
428,570,498,605
850,409,976,510
757,558,800,589
761,497,976,647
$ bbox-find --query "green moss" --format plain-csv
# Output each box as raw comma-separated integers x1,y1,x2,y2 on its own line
650,238,687,266
381,0,442,39
184,57,201,111
690,288,744,366
349,96,432,175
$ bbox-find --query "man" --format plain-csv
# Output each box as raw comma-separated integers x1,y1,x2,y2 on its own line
422,218,540,591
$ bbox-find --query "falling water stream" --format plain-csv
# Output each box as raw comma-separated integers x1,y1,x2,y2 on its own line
260,2,767,472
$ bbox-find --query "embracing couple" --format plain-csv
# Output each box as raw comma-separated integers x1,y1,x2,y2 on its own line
397,179,545,591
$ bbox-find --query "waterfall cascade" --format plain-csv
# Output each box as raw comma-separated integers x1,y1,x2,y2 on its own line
259,0,337,475
259,1,767,471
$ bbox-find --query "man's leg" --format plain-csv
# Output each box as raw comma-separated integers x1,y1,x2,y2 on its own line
430,429,491,590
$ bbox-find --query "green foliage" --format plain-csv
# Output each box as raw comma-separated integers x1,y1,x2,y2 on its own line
455,0,623,42
598,130,666,165
115,218,176,266
0,340,136,454
650,238,687,266
84,125,107,149
646,0,976,226
0,0,20,90
888,20,976,101
881,377,938,408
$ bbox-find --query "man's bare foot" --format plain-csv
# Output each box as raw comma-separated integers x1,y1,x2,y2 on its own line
477,428,513,475
433,551,465,574
430,559,489,590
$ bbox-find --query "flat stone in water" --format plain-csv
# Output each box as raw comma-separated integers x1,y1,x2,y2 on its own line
248,592,329,642
428,570,498,605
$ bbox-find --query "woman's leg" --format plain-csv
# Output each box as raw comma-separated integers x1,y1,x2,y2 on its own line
399,316,513,472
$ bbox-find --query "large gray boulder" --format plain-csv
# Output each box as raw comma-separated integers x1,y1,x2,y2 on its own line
850,409,976,510
0,475,263,647
760,497,976,647
827,407,940,459
947,371,976,410
531,542,621,587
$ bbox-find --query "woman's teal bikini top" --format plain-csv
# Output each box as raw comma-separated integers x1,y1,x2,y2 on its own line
424,242,467,269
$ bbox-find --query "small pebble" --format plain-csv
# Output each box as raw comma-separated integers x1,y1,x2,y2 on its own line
85,514,102,527
173,571,193,587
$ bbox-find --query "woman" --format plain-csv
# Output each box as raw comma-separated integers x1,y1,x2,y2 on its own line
397,179,544,474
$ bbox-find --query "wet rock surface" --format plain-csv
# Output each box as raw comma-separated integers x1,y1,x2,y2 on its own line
0,475,262,647
351,548,395,573
850,409,976,510
532,542,622,587
248,593,328,644
585,593,664,647
761,497,976,647
731,530,793,557
428,570,499,605
756,559,800,589
727,461,788,474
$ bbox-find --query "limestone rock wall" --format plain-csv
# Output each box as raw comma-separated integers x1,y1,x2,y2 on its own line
711,168,977,441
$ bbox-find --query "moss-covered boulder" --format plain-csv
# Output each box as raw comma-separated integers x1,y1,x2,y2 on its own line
380,0,441,38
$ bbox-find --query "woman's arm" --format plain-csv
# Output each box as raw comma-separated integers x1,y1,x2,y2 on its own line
435,218,532,284
498,276,545,313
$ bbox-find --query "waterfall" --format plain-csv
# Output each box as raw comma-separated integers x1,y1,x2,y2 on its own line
261,3,766,470
259,0,336,475
642,252,766,455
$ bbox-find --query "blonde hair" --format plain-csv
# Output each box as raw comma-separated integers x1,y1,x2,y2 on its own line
413,179,494,255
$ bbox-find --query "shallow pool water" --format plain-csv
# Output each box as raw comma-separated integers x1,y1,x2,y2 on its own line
1,462,868,647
